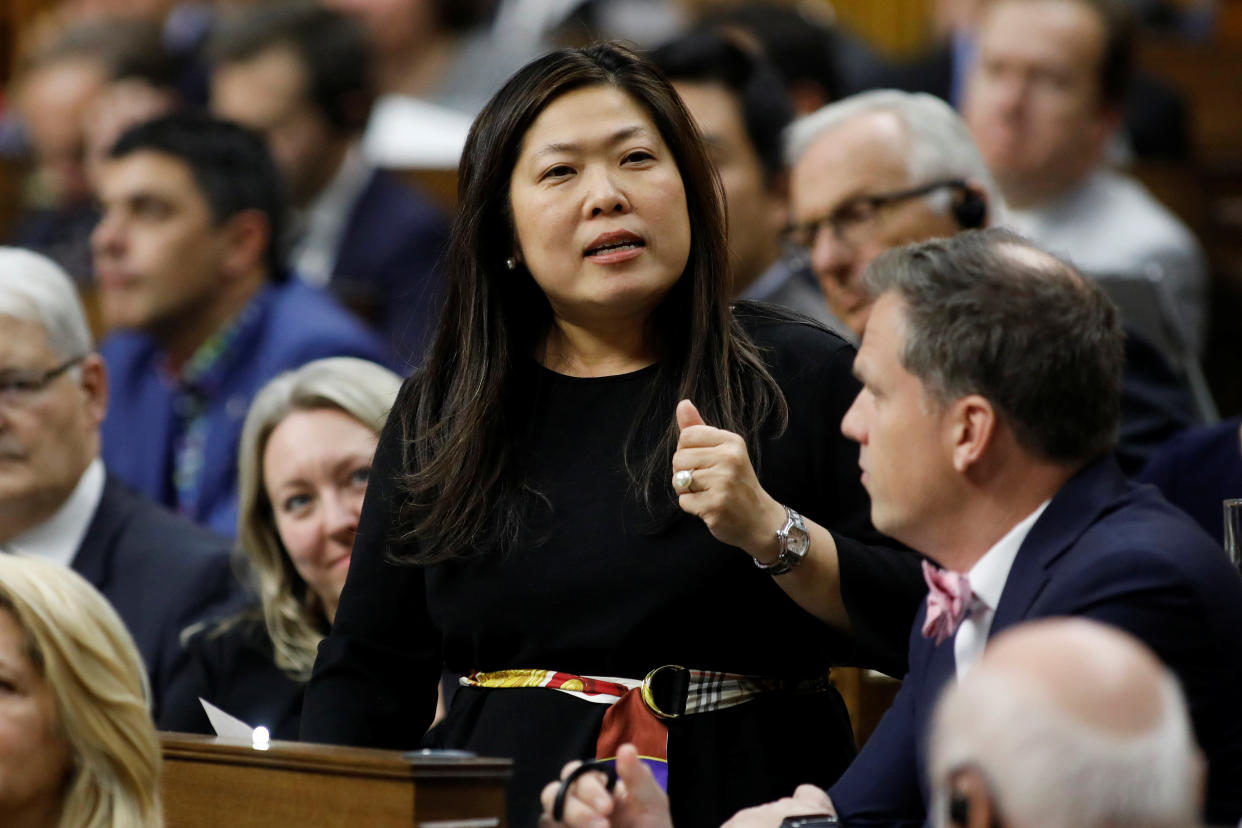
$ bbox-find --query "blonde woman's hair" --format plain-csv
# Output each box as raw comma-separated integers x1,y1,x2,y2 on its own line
0,555,162,828
234,356,402,681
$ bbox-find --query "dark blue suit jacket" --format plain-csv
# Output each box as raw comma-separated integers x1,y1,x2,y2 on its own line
100,280,394,536
72,474,240,723
829,458,1242,826
330,169,450,368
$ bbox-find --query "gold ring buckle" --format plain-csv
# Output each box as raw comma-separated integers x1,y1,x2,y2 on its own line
641,664,688,720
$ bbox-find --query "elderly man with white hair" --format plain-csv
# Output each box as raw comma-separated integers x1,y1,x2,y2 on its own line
784,89,1004,338
929,618,1204,828
0,246,238,723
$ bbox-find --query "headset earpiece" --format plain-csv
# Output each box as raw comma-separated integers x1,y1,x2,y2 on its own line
951,184,987,229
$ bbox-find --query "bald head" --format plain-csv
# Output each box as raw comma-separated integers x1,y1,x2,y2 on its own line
930,619,1203,828
983,618,1167,738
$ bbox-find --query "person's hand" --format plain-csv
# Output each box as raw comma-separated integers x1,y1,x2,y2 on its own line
673,399,787,562
720,786,836,828
538,744,672,828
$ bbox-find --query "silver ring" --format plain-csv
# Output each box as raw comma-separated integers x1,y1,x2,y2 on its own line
673,469,694,493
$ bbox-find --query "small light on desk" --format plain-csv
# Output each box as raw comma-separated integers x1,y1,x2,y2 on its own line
252,726,271,750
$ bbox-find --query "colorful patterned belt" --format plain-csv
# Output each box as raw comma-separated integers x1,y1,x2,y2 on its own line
460,665,834,791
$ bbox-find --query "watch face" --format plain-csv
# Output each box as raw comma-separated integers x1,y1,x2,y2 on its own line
789,526,810,557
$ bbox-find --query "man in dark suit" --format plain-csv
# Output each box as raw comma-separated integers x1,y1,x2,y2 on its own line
825,229,1242,826
537,229,1242,827
209,1,451,365
0,246,237,722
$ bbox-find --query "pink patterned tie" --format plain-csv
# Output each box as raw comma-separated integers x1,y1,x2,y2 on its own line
921,560,975,645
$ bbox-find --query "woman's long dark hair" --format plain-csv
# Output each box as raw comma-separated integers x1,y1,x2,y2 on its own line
394,42,787,563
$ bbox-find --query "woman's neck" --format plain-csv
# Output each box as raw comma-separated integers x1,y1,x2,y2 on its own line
539,318,657,378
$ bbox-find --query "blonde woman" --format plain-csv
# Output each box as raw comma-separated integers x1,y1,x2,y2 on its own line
161,357,401,739
0,554,162,828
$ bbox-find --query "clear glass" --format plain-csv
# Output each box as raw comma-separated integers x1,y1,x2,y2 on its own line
1224,498,1242,570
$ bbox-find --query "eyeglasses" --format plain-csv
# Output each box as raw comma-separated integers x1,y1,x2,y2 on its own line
786,179,968,250
0,356,86,408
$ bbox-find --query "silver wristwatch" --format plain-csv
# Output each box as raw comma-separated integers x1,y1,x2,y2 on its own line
754,505,809,576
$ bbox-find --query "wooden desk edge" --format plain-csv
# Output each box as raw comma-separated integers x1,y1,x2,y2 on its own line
160,732,513,780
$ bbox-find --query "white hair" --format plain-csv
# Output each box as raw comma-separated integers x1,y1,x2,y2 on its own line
929,668,1201,828
785,90,1007,224
0,247,94,360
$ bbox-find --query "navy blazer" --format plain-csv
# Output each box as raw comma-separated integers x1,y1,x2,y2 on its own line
330,169,450,368
72,474,240,723
829,458,1242,826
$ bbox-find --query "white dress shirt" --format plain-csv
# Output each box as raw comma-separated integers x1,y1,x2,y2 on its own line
291,144,372,289
954,499,1051,680
7,458,106,567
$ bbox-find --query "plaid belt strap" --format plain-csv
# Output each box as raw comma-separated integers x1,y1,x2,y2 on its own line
461,665,833,718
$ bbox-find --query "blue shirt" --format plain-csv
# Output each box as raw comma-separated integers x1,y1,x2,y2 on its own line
100,279,396,536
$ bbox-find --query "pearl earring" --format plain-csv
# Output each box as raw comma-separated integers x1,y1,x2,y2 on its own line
505,257,518,271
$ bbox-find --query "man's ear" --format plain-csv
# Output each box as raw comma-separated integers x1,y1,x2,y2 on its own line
946,765,998,828
79,353,108,427
219,208,271,280
948,394,996,473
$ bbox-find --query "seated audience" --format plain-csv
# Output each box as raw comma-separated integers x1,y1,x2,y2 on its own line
91,112,393,537
7,24,115,281
1138,416,1242,546
0,246,236,722
0,553,162,827
962,0,1208,353
543,228,1242,826
209,1,451,365
545,618,1207,828
650,29,834,326
161,357,401,739
786,88,1197,472
861,0,1190,160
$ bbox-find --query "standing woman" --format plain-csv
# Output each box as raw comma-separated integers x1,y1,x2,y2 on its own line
302,43,923,827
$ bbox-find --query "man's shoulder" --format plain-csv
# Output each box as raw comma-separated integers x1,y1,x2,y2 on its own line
1087,170,1201,255
93,475,233,569
1038,466,1233,598
260,281,393,364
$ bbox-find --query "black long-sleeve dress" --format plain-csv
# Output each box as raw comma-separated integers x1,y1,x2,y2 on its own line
301,307,925,827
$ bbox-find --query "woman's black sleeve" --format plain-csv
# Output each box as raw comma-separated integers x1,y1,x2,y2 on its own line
300,390,442,748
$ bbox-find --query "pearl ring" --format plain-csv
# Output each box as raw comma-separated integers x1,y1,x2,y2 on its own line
674,469,694,493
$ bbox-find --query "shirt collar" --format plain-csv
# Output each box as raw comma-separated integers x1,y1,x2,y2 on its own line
161,286,271,396
8,458,106,567
966,499,1052,611
303,143,371,232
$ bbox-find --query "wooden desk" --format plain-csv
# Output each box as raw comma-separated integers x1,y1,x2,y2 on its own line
161,733,511,828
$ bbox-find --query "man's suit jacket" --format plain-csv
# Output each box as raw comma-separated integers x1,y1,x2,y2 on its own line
330,169,451,367
100,279,394,536
72,474,240,723
829,458,1242,826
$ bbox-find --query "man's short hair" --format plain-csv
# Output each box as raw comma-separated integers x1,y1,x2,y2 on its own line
210,0,372,133
786,90,1005,222
930,665,1199,827
650,28,794,181
862,228,1124,464
0,247,93,360
988,0,1135,108
108,111,289,281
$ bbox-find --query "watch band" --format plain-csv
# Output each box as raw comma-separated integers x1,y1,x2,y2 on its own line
754,505,809,576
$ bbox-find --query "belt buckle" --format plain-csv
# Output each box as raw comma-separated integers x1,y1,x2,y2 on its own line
641,664,689,720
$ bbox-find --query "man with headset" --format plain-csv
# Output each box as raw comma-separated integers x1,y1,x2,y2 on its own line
783,90,998,339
